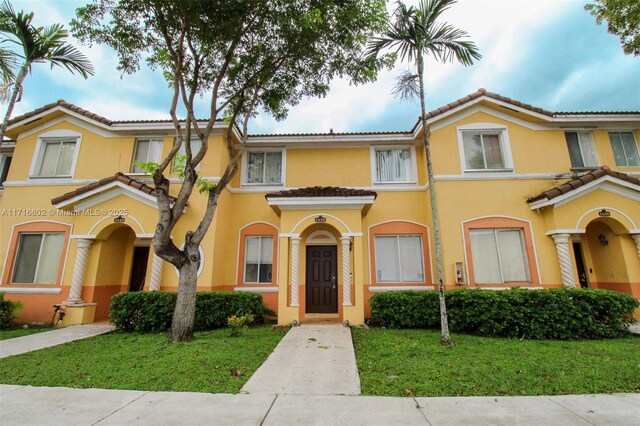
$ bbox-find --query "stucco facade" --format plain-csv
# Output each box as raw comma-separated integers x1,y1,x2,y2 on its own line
1,89,639,326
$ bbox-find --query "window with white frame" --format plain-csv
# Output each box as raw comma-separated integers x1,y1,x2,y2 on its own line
34,137,78,177
172,138,203,172
374,235,424,282
469,228,530,283
609,131,639,167
245,151,283,184
11,233,65,284
461,131,507,170
132,138,164,173
244,236,273,283
373,147,413,183
0,154,11,187
565,131,598,169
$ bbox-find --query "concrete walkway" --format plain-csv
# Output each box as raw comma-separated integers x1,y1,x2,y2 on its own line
1,385,638,425
0,324,114,358
241,325,361,395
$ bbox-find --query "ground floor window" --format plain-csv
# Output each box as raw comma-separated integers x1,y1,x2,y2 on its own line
374,234,425,283
244,236,274,283
12,233,65,284
469,228,530,283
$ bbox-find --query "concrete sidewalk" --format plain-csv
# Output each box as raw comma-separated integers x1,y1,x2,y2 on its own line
0,324,114,358
1,385,638,425
241,325,360,395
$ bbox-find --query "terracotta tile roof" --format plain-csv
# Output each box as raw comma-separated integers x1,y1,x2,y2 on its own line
527,166,640,203
9,99,114,127
265,186,377,199
51,172,174,205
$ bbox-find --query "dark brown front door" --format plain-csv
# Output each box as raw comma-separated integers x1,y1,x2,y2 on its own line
572,242,589,288
129,246,150,292
306,246,338,313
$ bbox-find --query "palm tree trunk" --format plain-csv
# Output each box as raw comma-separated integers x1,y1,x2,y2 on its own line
417,54,452,346
0,64,29,141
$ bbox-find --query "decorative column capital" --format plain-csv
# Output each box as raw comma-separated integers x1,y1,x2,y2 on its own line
631,234,640,257
551,233,571,244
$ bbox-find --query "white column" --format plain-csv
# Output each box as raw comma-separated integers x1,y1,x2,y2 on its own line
290,237,301,307
66,238,93,304
631,234,640,258
551,233,576,288
341,236,352,306
149,252,163,291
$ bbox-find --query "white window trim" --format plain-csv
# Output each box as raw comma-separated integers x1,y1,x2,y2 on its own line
564,129,600,170
609,130,640,168
374,234,425,283
241,148,286,186
370,145,418,185
29,129,82,179
173,137,204,172
457,123,514,173
131,137,164,174
11,232,64,285
243,235,274,284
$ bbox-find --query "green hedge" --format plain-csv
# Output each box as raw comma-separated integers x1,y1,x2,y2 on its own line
110,291,265,333
369,288,638,339
0,292,23,329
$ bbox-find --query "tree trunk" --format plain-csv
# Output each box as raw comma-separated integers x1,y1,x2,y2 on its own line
0,64,29,141
417,55,452,347
169,244,200,342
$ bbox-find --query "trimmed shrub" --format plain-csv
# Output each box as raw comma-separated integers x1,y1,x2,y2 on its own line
0,292,24,329
369,288,638,339
110,291,265,333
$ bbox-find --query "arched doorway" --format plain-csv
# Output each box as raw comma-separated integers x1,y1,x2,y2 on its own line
91,224,140,320
582,218,633,294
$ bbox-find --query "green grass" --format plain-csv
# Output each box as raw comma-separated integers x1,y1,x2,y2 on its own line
352,328,640,397
0,325,283,393
0,325,54,340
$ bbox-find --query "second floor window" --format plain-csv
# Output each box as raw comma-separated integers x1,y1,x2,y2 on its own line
373,147,413,183
0,154,11,187
132,138,163,173
35,138,77,177
173,138,203,172
565,131,598,169
461,131,505,170
246,151,283,184
609,131,639,167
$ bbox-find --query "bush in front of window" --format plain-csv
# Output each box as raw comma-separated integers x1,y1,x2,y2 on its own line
369,288,638,339
110,291,264,333
0,292,24,329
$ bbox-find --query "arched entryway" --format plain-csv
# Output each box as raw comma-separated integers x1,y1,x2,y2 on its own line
89,223,147,320
580,218,638,296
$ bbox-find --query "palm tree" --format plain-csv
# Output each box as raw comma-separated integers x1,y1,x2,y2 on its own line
0,1,94,140
367,0,480,346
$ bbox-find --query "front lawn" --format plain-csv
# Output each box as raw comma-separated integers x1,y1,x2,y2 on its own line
0,325,54,340
0,325,283,393
353,328,640,397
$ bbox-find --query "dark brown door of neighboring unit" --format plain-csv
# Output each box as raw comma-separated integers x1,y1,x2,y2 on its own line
572,242,589,288
129,246,150,292
306,246,338,313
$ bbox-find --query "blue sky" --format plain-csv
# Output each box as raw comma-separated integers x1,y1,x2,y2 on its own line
7,0,640,134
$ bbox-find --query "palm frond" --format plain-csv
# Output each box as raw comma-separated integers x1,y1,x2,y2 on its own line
427,22,481,65
391,69,420,102
0,46,15,81
46,43,95,78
